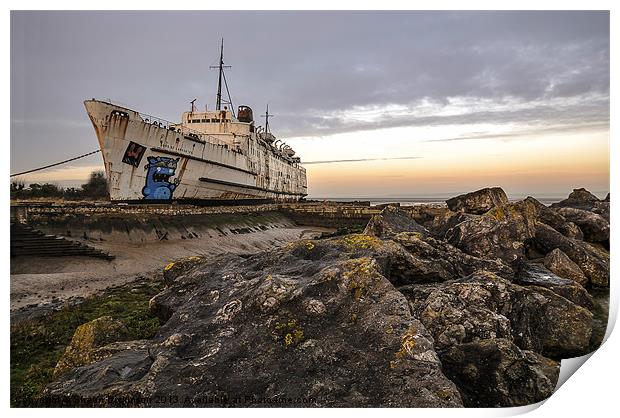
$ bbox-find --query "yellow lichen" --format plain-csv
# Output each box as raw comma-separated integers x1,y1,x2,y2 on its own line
395,327,419,359
401,334,416,352
344,258,378,301
340,234,381,250
283,328,304,347
436,389,453,399
164,262,175,271
274,316,305,347
486,204,520,222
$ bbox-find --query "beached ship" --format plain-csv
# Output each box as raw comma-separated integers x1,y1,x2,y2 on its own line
84,42,307,204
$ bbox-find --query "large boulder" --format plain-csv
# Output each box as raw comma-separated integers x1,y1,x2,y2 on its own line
400,270,590,407
54,316,131,377
391,232,514,284
509,284,592,357
516,262,593,310
556,222,584,241
567,188,600,202
524,197,583,240
426,210,475,240
551,188,609,222
555,207,609,245
363,206,429,238
274,234,486,288
524,197,567,232
543,248,588,286
401,271,593,358
44,240,463,407
162,255,208,285
446,187,509,215
530,223,609,287
441,339,559,407
444,200,538,266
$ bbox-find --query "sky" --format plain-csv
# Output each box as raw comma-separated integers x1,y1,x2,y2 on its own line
10,11,609,199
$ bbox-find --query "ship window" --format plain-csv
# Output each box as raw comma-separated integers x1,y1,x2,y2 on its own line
202,119,208,123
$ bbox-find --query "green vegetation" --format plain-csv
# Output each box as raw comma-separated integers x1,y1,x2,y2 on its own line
10,170,109,200
10,277,166,407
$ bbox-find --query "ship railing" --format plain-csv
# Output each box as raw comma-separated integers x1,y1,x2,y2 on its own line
137,111,230,147
138,112,175,130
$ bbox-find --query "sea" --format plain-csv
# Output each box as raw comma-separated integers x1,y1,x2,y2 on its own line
310,195,596,207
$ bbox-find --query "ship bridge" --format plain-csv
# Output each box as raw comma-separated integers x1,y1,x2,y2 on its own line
180,106,254,136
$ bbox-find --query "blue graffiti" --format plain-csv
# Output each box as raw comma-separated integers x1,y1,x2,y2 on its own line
142,156,179,200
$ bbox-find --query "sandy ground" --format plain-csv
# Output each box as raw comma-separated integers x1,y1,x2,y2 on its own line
11,225,329,315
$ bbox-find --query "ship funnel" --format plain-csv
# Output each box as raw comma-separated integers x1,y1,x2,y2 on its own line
238,105,253,123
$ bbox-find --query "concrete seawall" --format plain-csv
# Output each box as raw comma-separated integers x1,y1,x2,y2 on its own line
10,202,344,318
11,201,448,242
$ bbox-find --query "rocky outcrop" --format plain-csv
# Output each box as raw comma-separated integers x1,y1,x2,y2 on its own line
543,248,588,286
41,188,607,408
45,236,463,407
446,187,509,215
363,206,428,238
445,200,537,265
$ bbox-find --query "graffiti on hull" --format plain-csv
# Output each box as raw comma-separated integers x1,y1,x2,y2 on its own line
142,156,180,200
122,141,147,167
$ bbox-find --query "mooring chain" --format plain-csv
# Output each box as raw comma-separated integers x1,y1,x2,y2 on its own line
10,149,101,178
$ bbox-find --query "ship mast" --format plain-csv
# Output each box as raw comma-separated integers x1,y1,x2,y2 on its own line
210,38,233,114
262,104,274,133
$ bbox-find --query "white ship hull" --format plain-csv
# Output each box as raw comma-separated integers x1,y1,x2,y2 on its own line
84,100,307,203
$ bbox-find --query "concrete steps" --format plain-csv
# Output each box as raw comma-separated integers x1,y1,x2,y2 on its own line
11,223,114,260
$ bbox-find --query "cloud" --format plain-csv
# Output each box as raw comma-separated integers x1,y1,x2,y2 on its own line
280,92,609,139
10,11,609,173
